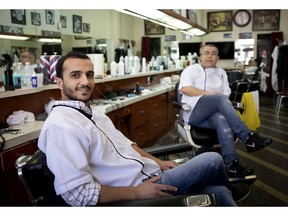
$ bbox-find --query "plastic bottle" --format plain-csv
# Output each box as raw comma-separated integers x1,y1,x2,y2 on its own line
110,61,117,77
31,72,37,88
4,63,15,91
13,62,22,89
118,60,125,75
22,62,33,88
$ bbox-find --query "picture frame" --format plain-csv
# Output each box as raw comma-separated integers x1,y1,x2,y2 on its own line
10,10,26,25
0,25,23,34
73,15,82,33
252,10,280,31
83,23,90,33
31,12,41,26
186,9,198,24
207,11,233,32
45,10,55,25
144,20,165,35
60,15,67,28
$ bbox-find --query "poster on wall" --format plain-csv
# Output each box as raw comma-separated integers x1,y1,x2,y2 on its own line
252,10,280,31
31,12,41,26
207,11,233,32
144,20,165,35
10,10,26,25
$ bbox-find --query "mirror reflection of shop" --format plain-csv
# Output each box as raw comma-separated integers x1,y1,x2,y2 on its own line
149,37,161,59
95,39,107,63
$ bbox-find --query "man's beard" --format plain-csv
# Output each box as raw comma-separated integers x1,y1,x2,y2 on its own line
62,84,92,103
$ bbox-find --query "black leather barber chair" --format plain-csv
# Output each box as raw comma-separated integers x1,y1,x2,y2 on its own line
173,81,257,185
230,80,260,103
15,149,216,207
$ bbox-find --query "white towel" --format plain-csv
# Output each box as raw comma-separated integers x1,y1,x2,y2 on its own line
6,110,35,126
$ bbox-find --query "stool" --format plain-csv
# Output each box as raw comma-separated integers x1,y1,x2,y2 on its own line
275,92,288,115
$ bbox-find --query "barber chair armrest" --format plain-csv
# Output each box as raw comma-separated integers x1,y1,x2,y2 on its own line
100,193,216,206
143,142,192,158
173,101,191,111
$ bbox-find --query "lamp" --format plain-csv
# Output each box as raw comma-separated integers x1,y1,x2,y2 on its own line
117,9,209,36
37,38,62,43
0,34,30,41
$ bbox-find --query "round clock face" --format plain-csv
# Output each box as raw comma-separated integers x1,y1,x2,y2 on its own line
234,10,251,27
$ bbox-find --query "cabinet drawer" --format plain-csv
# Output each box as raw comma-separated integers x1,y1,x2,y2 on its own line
0,140,38,172
132,100,150,128
149,94,166,117
149,113,167,139
130,122,150,147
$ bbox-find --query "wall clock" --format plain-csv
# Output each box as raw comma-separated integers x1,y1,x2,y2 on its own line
233,10,251,27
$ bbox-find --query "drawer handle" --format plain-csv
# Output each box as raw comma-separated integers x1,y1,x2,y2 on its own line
138,110,145,114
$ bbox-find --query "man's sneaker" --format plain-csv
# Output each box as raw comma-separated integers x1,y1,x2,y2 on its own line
227,160,254,178
244,131,273,152
229,183,250,202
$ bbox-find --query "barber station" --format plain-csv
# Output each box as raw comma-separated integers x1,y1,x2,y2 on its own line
0,8,287,207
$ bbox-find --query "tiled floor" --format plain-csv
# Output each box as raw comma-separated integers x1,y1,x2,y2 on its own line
154,93,288,206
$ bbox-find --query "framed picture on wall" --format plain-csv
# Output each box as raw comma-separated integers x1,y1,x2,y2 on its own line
73,15,82,33
187,9,198,24
60,15,67,28
83,23,90,33
207,11,233,32
31,12,41,26
144,20,165,35
45,10,55,25
10,10,26,25
252,10,280,31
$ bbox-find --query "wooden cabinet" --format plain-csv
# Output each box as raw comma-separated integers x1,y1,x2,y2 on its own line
167,90,177,127
0,140,38,206
131,94,167,147
106,105,132,138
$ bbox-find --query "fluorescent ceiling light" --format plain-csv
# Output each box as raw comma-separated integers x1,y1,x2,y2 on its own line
117,9,209,36
185,28,207,36
0,34,30,40
38,38,62,43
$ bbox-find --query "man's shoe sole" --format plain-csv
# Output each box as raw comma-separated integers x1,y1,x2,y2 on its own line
246,138,273,152
235,186,250,202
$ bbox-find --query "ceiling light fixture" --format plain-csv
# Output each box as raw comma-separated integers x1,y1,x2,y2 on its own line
0,34,30,40
117,9,209,36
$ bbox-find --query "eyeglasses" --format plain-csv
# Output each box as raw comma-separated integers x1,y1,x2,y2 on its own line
202,51,218,56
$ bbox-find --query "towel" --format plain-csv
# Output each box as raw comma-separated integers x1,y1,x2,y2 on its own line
6,110,35,126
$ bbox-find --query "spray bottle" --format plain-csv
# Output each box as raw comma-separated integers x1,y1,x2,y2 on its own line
4,62,15,91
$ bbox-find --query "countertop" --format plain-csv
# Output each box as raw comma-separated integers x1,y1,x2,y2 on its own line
1,83,175,151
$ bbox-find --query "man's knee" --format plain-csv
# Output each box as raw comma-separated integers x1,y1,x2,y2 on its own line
200,152,224,166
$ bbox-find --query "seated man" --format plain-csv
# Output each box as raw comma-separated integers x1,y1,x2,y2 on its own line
38,51,243,206
179,44,273,178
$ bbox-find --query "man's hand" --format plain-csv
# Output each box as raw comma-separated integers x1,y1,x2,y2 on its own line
135,175,177,199
158,160,178,171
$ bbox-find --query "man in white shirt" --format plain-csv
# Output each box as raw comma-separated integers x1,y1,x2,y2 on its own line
20,49,38,69
38,51,243,206
179,44,273,178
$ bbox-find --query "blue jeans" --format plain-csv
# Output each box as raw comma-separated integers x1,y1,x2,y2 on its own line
188,95,251,166
156,152,236,206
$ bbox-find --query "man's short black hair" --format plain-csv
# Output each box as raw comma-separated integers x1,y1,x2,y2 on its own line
56,51,91,79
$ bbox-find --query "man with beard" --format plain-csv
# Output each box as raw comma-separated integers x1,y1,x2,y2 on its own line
38,51,246,206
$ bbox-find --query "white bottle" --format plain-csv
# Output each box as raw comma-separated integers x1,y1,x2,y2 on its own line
118,60,125,76
142,57,146,72
110,61,117,77
22,62,33,88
